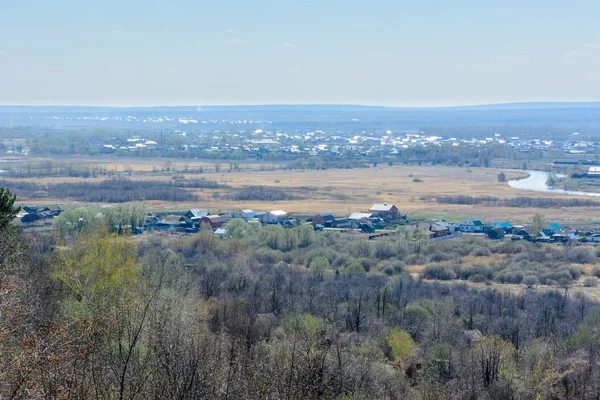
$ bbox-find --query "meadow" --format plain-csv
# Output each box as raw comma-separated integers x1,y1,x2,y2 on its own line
4,156,600,224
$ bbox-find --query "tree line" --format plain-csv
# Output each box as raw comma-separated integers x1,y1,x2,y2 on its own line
433,194,600,208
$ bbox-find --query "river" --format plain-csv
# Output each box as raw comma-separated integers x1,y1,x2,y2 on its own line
508,170,600,197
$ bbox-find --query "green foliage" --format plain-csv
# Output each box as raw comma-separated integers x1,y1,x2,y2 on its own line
225,218,255,239
571,307,600,348
51,233,141,317
340,262,366,275
387,329,415,362
422,344,454,383
0,187,21,229
546,171,558,187
530,213,546,236
52,206,108,239
309,256,329,280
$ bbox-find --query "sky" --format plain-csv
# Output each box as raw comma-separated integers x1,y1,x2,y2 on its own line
1,0,600,107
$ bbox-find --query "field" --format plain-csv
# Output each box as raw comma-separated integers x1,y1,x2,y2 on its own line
4,156,600,224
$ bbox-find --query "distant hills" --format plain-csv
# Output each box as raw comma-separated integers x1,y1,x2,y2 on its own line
1,103,599,136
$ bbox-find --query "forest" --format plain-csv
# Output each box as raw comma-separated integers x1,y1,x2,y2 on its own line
2,187,600,399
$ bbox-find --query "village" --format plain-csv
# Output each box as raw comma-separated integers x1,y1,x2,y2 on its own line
16,201,600,244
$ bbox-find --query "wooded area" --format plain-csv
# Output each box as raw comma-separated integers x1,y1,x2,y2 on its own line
2,187,600,399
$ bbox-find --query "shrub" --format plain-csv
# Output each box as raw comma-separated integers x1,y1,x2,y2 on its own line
541,269,573,285
404,254,430,265
566,247,595,264
522,275,540,288
378,260,405,275
495,270,524,284
253,248,284,265
584,277,599,287
468,274,487,283
422,264,457,281
374,241,396,259
429,251,455,262
592,266,600,278
471,247,492,257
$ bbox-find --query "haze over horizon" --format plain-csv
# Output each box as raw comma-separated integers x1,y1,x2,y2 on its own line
2,0,600,107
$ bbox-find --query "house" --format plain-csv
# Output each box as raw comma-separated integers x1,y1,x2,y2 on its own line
487,227,505,240
349,212,372,221
283,219,300,228
313,213,335,227
241,209,256,220
588,166,600,177
418,220,450,238
543,222,562,236
490,221,513,233
183,209,208,224
214,228,227,239
21,213,41,223
456,218,485,233
22,205,38,214
262,210,288,224
369,204,400,220
332,218,351,228
198,215,226,229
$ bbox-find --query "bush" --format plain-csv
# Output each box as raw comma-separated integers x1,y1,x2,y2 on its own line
591,266,600,278
404,254,430,265
378,260,405,275
468,274,487,283
253,248,284,265
495,270,524,284
471,247,492,257
422,264,457,280
541,269,573,285
522,275,540,288
566,247,595,264
429,251,455,262
584,277,599,287
374,241,396,259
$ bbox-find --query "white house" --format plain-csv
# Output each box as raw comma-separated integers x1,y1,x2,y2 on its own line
241,209,257,219
262,210,288,224
348,212,372,221
456,218,485,233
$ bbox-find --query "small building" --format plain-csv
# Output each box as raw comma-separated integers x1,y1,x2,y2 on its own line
262,210,288,224
21,213,41,223
588,166,600,177
418,220,450,238
349,212,372,221
457,218,485,233
241,209,256,220
543,222,562,236
369,204,400,220
490,221,513,233
214,228,227,239
184,209,208,224
333,218,351,228
487,227,505,240
283,219,300,228
313,213,335,227
198,215,226,229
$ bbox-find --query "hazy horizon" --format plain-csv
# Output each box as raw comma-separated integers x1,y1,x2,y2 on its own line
2,0,600,106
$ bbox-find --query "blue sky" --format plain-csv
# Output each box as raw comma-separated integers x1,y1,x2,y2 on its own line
1,0,599,106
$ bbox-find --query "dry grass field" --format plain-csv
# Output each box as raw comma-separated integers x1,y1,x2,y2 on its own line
6,158,600,224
